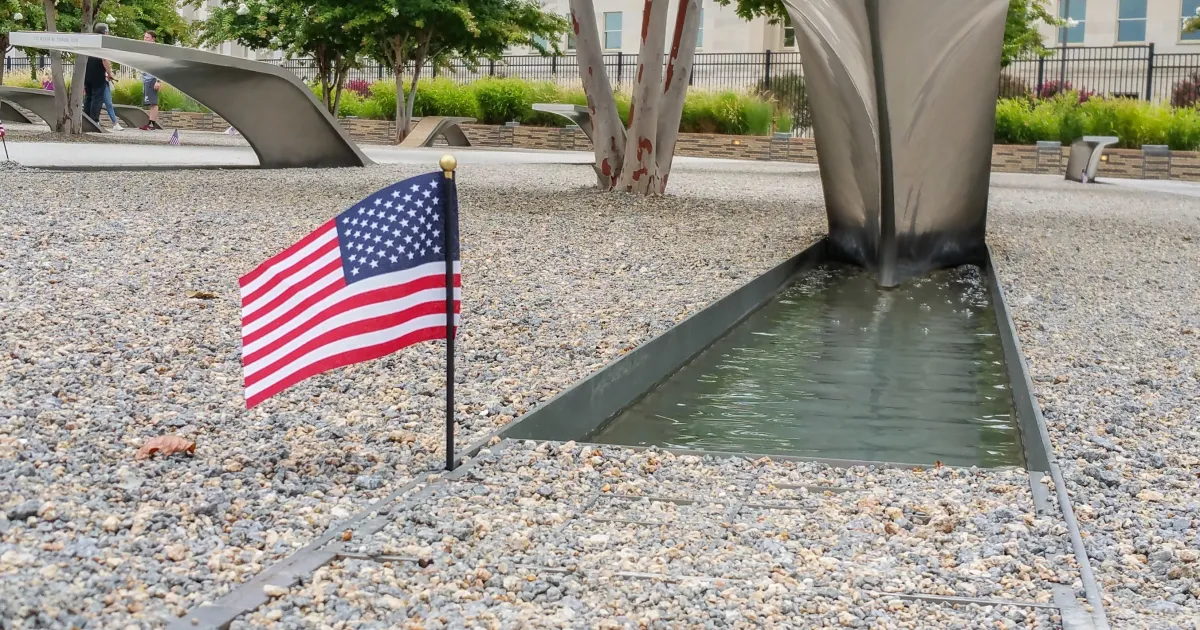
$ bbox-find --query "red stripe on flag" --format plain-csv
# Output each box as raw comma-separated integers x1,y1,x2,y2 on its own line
244,299,461,390
239,220,337,288
241,258,345,330
245,323,459,409
241,237,340,308
242,275,345,344
242,273,461,365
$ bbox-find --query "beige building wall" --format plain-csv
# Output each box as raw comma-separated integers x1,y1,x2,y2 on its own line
1039,0,1200,52
520,0,793,54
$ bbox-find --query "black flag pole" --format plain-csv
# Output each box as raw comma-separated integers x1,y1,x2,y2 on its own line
439,154,458,471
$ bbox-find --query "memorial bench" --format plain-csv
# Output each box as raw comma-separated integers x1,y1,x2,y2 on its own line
0,100,37,124
1065,135,1120,183
531,103,592,143
398,116,475,148
0,86,104,133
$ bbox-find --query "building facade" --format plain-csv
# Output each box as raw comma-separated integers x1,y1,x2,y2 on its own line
1040,0,1200,52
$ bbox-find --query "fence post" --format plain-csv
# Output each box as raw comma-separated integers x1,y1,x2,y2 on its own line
616,52,623,85
764,50,773,90
378,65,383,80
489,59,495,76
1144,42,1155,101
1035,56,1045,97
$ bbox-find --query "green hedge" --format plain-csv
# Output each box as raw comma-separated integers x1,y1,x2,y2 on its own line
109,78,209,113
995,93,1200,150
316,77,784,135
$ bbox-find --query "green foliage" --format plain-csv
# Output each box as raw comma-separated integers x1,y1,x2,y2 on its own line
472,77,531,124
755,72,810,131
302,76,784,136
994,94,1200,151
413,78,481,119
110,77,208,113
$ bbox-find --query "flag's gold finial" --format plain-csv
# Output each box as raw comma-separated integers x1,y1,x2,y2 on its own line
440,154,457,173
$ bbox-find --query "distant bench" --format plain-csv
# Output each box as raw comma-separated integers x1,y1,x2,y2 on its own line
532,103,592,143
398,116,475,148
0,85,104,132
1065,135,1119,183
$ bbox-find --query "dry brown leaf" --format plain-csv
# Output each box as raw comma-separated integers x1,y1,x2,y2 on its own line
341,530,353,542
136,435,196,460
186,290,218,300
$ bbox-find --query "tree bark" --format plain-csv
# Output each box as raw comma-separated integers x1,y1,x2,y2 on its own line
654,0,701,193
0,36,8,85
393,35,428,144
569,0,625,189
617,0,670,194
332,58,347,118
42,0,70,133
67,0,96,134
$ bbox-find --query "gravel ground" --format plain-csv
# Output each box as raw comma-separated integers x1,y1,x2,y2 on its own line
988,173,1200,630
1,119,252,147
0,158,820,628
3,149,1200,629
229,441,1075,629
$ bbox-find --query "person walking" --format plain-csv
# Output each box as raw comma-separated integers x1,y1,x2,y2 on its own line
81,23,111,126
100,58,123,131
138,31,165,131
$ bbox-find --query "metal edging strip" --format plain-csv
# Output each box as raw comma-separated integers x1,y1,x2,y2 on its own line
986,245,1109,630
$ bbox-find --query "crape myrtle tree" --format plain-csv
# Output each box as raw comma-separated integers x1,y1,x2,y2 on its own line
4,0,186,131
573,0,1063,195
350,0,566,143
195,0,364,116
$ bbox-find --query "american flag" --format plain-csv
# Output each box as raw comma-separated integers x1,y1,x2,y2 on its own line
0,120,6,138
239,171,461,409
168,129,179,145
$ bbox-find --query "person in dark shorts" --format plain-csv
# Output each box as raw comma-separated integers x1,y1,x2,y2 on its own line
82,23,110,125
139,31,164,130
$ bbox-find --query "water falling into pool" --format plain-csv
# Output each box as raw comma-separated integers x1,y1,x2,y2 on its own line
589,264,1024,468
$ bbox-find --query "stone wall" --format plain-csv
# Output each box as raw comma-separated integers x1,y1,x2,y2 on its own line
155,111,1200,182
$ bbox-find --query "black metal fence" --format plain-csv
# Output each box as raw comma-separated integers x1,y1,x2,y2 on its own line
8,45,1200,128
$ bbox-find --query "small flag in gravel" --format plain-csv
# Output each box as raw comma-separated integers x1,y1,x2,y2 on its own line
167,129,180,146
0,120,6,138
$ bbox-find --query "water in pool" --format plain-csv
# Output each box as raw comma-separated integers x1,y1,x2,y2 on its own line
589,264,1024,468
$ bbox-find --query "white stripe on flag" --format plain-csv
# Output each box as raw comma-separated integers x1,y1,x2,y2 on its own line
243,286,462,375
240,229,339,300
244,313,457,400
241,261,458,338
241,248,343,318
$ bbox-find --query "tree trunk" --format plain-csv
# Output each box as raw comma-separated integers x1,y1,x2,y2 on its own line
67,0,96,134
617,0,670,194
570,0,626,189
0,36,8,85
655,0,702,193
393,37,427,144
331,59,347,118
43,0,70,133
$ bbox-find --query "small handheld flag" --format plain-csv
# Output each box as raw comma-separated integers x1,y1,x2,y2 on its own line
239,166,462,411
167,129,180,145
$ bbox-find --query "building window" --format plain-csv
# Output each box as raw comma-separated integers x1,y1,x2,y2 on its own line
783,16,796,48
1116,0,1145,42
565,13,575,50
532,34,549,50
604,12,622,49
1057,0,1086,44
696,7,704,48
1183,0,1200,41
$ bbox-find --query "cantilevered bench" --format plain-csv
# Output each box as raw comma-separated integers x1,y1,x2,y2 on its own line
398,116,475,148
1065,135,1119,183
11,31,371,168
113,104,150,129
532,103,592,144
0,86,104,132
0,100,36,124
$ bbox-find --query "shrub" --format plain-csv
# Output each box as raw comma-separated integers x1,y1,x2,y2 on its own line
1038,79,1094,103
471,77,531,124
995,94,1200,151
755,72,811,132
998,72,1031,100
993,98,1033,145
414,78,481,119
345,78,371,98
368,81,398,121
1171,71,1200,108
